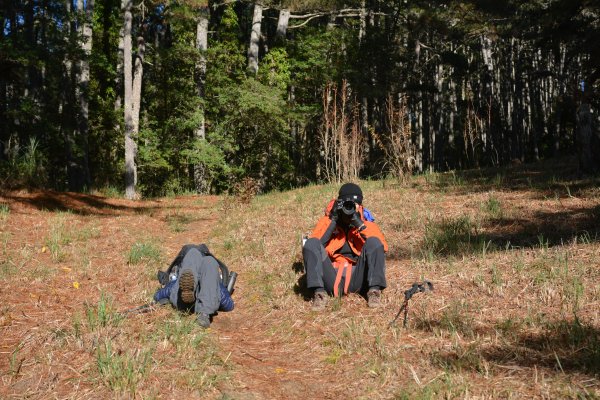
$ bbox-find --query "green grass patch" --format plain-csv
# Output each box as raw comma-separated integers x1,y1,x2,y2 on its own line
74,223,101,241
482,193,503,219
151,314,228,391
96,339,153,394
431,342,487,374
0,233,17,279
85,293,123,331
44,212,74,261
0,203,9,221
495,317,525,341
438,300,475,337
394,373,467,399
96,186,122,198
127,241,161,265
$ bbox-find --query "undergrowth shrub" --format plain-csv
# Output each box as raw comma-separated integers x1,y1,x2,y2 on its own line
0,137,48,188
372,95,416,182
482,193,503,219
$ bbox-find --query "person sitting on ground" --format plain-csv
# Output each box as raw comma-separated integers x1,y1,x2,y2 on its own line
303,183,388,310
153,247,234,328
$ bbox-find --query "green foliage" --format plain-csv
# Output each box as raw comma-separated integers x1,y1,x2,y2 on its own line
0,233,17,279
394,376,467,400
438,300,475,338
257,48,292,90
2,0,597,195
0,137,48,188
431,342,486,374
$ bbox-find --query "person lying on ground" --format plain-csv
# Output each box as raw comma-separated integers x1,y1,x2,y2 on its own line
154,246,234,328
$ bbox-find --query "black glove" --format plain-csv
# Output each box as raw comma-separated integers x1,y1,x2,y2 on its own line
349,212,365,231
329,201,342,221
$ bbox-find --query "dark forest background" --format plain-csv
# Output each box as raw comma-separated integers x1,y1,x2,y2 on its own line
1,1,599,198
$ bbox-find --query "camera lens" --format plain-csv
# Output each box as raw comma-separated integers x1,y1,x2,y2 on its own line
341,200,355,216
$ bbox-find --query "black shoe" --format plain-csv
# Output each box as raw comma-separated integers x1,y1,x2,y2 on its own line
179,270,195,304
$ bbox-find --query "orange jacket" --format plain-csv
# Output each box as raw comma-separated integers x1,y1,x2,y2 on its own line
310,199,388,265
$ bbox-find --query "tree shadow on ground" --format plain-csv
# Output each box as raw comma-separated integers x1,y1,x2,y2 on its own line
420,157,600,199
415,317,600,377
482,319,600,376
482,205,600,248
0,190,179,216
385,243,415,261
419,204,600,257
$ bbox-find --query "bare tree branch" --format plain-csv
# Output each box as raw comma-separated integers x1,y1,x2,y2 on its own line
288,14,324,29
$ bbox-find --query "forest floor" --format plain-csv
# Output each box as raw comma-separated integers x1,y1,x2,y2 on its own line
0,157,599,399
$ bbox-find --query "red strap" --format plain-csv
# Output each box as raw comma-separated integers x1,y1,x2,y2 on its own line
332,260,353,297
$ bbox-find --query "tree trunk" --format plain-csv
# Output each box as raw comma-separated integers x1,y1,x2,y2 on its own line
76,0,93,190
62,0,78,189
576,101,595,174
359,0,366,44
247,3,262,75
434,63,444,170
123,0,137,200
193,6,209,194
115,0,125,133
131,33,144,135
276,9,290,42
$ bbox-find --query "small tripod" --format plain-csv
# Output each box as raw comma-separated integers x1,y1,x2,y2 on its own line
389,281,434,328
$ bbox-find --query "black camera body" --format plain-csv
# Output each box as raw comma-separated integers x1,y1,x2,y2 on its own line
336,198,357,216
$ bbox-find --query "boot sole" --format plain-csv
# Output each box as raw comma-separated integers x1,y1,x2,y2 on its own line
179,270,195,304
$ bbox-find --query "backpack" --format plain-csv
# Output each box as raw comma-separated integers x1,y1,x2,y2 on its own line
157,244,230,287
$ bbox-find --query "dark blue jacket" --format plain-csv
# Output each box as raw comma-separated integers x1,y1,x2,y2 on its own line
153,280,234,312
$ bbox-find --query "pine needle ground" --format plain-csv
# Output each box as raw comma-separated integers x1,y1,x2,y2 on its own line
0,159,599,399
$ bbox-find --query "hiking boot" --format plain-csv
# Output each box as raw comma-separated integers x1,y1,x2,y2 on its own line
197,312,211,329
311,291,328,311
179,270,196,304
367,288,382,308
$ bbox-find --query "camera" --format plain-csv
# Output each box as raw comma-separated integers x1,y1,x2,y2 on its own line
337,199,356,216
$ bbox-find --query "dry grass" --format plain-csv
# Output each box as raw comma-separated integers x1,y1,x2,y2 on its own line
0,159,599,398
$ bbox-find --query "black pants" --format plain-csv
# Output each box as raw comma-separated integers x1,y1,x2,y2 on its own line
302,237,386,295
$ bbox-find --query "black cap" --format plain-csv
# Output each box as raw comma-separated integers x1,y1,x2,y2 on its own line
338,183,363,204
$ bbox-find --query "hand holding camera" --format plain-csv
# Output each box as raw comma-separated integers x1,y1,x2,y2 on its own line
349,211,365,231
329,201,342,221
